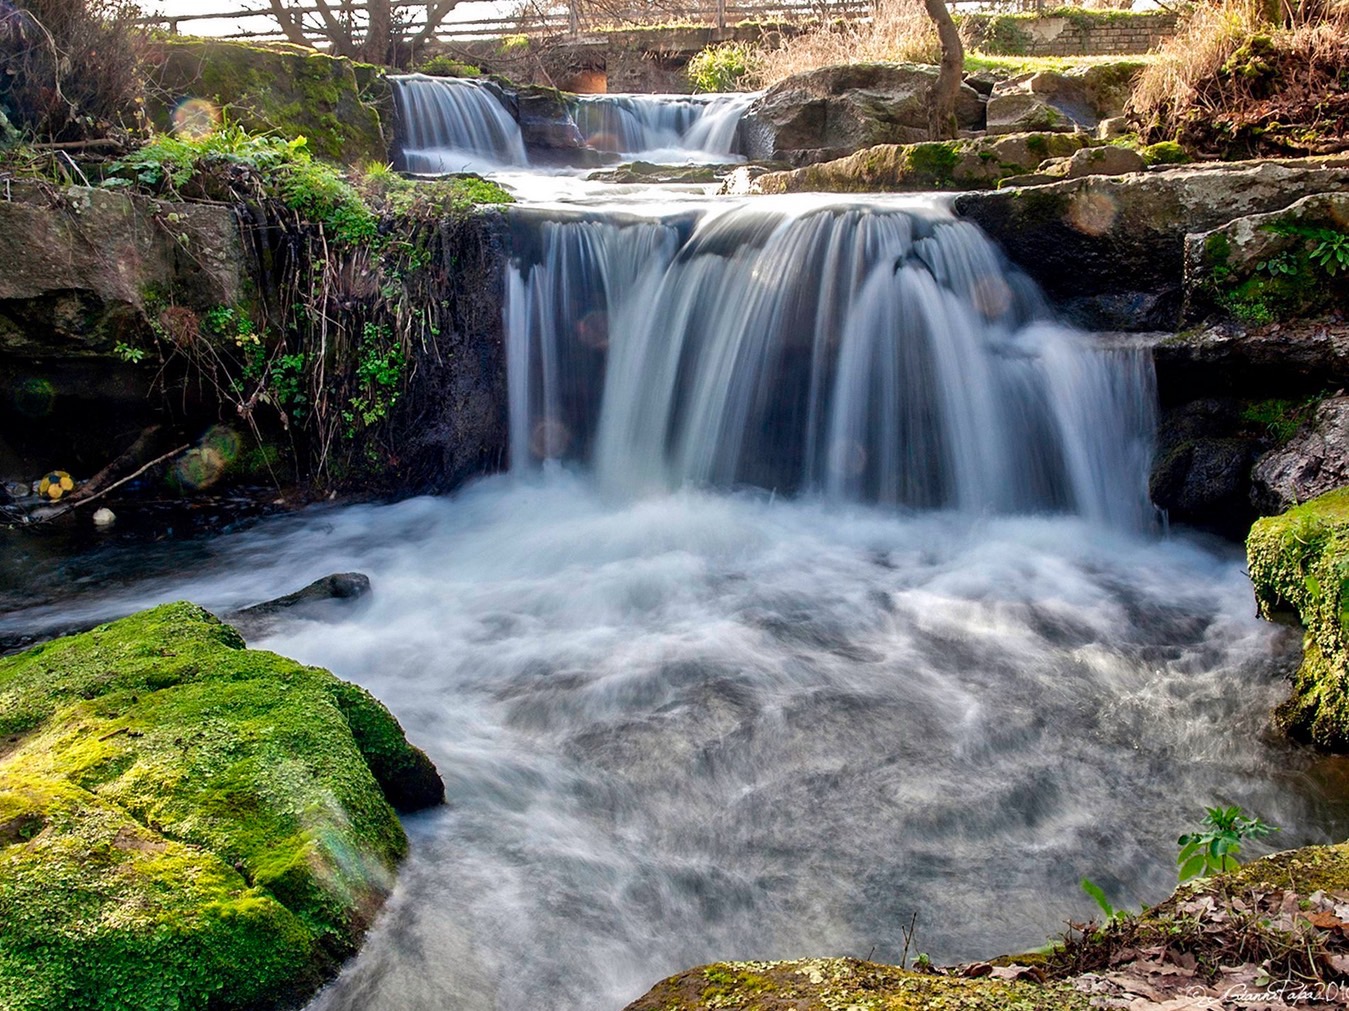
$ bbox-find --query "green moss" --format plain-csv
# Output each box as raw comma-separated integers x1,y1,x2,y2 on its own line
1248,488,1349,748
1240,396,1320,444
148,39,389,165
1139,140,1190,166
904,141,960,188
629,957,1091,1011
0,602,441,1010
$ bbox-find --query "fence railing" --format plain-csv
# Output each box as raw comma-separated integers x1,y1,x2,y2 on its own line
137,0,1046,42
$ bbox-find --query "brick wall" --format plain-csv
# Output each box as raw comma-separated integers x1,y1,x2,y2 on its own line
959,11,1178,57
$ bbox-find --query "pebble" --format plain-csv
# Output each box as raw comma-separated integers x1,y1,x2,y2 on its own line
92,508,116,529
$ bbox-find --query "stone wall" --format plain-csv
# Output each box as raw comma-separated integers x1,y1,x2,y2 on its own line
959,11,1178,57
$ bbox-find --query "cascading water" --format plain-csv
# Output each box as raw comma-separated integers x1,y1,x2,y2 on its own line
570,93,755,160
391,74,528,173
4,110,1342,1011
506,198,1157,531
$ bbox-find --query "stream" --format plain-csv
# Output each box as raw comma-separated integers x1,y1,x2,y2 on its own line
5,79,1349,1011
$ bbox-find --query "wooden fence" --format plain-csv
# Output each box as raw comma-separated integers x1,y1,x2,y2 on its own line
137,0,1047,42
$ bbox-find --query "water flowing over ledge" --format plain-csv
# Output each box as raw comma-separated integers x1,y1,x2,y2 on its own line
504,196,1158,531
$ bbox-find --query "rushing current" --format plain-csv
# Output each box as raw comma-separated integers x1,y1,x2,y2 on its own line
392,75,529,173
5,115,1346,1011
570,93,754,160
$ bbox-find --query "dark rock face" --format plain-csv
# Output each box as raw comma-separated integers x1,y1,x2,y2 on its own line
501,85,609,168
954,159,1349,331
741,62,984,166
1252,397,1349,514
1154,322,1349,403
230,572,373,638
1150,399,1264,537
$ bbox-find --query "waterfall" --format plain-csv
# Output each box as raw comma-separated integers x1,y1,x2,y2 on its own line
390,74,527,173
569,93,755,160
504,198,1158,530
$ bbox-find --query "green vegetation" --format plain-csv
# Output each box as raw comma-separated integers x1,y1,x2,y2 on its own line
1177,806,1277,880
963,53,1156,75
1138,140,1189,165
1202,214,1349,324
1240,396,1320,443
416,55,483,77
686,41,754,93
1248,487,1349,749
0,602,441,1011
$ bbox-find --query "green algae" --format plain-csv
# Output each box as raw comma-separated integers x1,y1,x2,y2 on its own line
0,602,442,1010
1247,488,1349,748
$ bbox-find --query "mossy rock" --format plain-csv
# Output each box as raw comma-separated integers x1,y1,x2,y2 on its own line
146,39,391,164
1247,487,1349,749
0,602,442,1010
752,133,1089,194
623,957,1091,1010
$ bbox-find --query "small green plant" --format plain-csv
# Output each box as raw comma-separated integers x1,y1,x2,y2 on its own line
498,33,529,55
1080,878,1126,924
1176,805,1277,881
1255,250,1298,277
113,341,146,364
686,42,754,93
343,322,406,437
1310,229,1349,276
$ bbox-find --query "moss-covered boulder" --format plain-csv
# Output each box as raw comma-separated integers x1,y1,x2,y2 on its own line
623,957,1091,1011
752,132,1089,194
146,39,391,164
1183,192,1349,327
1248,487,1349,749
0,602,442,1011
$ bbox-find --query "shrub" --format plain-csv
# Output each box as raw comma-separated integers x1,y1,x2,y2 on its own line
0,0,147,143
686,41,754,93
417,54,482,77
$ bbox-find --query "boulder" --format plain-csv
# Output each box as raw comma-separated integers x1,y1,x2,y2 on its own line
985,63,1142,136
145,38,391,164
751,132,1089,194
0,602,443,1010
1154,321,1349,404
1063,144,1146,179
1149,399,1263,537
741,63,984,166
954,157,1349,330
1252,397,1349,514
503,85,609,168
228,571,373,638
1183,191,1349,326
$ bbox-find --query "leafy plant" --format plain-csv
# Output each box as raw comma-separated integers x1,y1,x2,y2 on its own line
113,340,145,364
1176,805,1277,881
686,42,754,93
1310,229,1349,276
417,55,482,77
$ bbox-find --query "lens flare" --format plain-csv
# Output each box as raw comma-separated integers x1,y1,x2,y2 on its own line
172,98,221,141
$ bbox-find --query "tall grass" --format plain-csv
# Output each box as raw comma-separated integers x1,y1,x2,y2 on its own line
748,0,939,89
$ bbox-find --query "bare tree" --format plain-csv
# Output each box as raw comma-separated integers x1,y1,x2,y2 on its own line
264,0,468,64
922,0,963,140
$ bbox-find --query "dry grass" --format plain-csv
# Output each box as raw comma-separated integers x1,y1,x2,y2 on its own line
1130,0,1349,155
748,0,940,89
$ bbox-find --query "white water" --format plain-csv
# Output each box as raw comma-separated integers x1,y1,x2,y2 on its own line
6,95,1344,1011
392,74,529,173
0,477,1330,1010
570,93,755,162
506,197,1157,530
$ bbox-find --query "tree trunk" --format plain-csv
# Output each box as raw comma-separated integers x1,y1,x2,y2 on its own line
267,0,312,47
922,0,963,141
363,0,393,64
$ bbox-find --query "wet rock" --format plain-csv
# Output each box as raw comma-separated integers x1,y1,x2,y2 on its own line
1150,399,1263,537
229,572,372,637
954,157,1349,331
1154,321,1349,403
587,162,723,185
741,62,983,166
1252,397,1349,514
507,86,608,167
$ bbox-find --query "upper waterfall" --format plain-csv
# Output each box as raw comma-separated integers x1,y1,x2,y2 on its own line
504,197,1158,531
391,74,528,173
570,93,755,161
